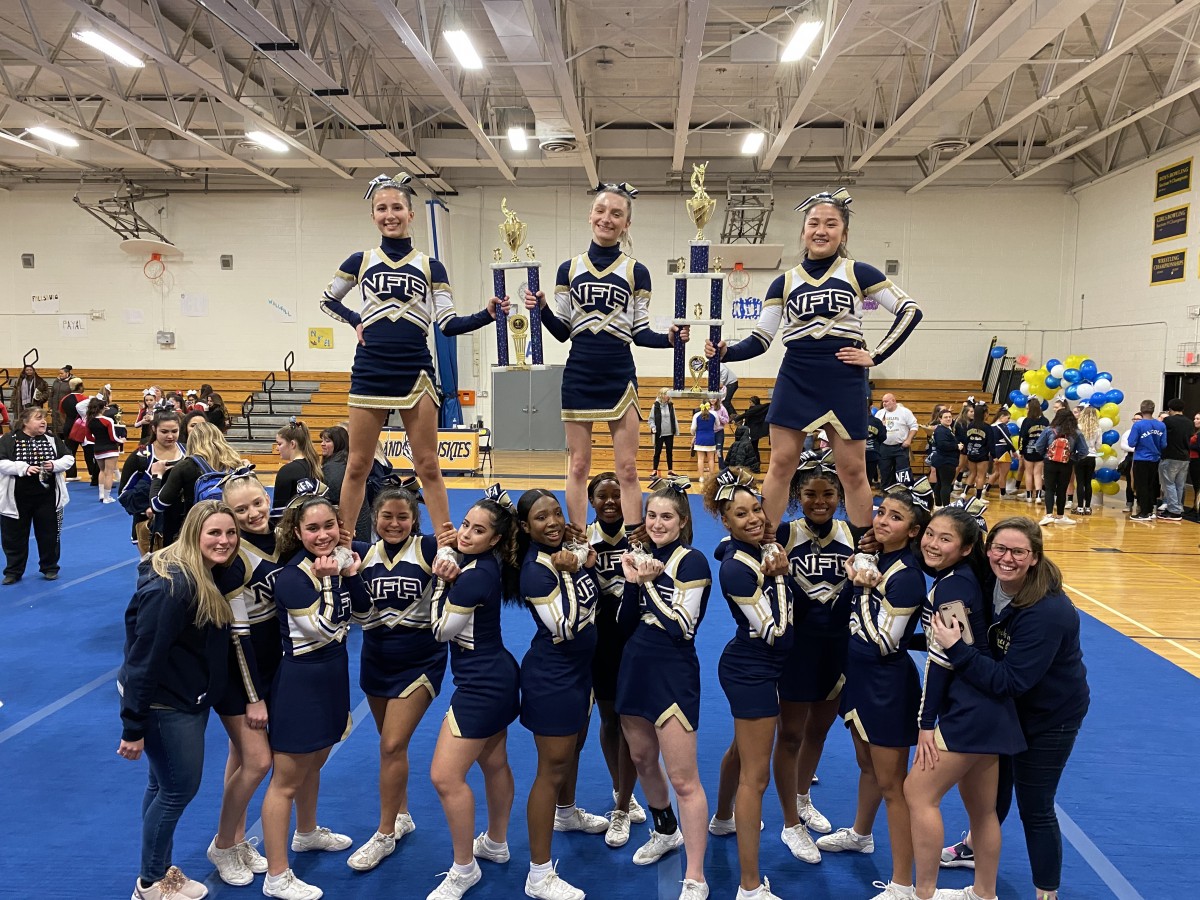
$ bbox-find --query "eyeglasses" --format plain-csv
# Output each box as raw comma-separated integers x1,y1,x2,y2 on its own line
988,544,1032,562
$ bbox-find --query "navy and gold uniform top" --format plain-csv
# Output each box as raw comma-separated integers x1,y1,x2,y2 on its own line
724,256,921,365
431,551,505,653
846,545,925,659
627,540,712,642
719,537,794,651
780,518,854,632
587,519,628,609
521,543,600,644
217,530,286,704
355,534,440,633
990,423,1016,458
273,550,370,659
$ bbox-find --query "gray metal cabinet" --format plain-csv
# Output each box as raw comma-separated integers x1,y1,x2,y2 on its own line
491,366,566,451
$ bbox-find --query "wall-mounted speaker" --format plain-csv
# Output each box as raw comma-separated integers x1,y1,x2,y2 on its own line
885,259,900,276
220,254,233,270
20,253,34,269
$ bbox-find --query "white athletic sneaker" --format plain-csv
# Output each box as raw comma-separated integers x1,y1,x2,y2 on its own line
1038,514,1055,526
707,814,737,836
426,865,482,900
395,812,416,839
208,836,253,885
612,790,648,824
678,879,709,900
632,829,684,865
932,888,991,900
133,867,208,900
780,823,821,864
347,832,396,871
869,882,915,900
605,810,631,848
291,826,352,853
524,865,585,900
796,793,831,833
815,827,874,854
553,807,609,834
262,869,323,900
238,838,269,874
737,877,783,900
1058,515,1076,525
472,833,511,863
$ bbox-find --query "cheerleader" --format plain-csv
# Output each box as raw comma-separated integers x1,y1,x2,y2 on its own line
772,452,856,863
703,468,793,900
121,411,185,555
985,410,1016,497
516,489,605,900
691,403,718,483
818,480,931,900
345,485,457,873
1018,399,1049,503
133,389,158,444
151,421,245,547
319,173,503,544
426,489,521,900
707,189,922,535
927,409,960,508
260,496,368,900
614,479,712,900
962,404,992,500
524,182,686,531
905,501,1024,900
271,420,327,521
117,501,238,900
85,396,124,502
205,472,286,887
585,473,645,848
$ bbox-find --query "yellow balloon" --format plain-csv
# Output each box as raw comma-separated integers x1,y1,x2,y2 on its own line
1008,404,1023,419
1099,402,1120,420
1091,479,1103,496
1023,371,1040,385
1099,443,1114,457
1101,481,1120,495
1065,354,1084,368
1109,412,1120,427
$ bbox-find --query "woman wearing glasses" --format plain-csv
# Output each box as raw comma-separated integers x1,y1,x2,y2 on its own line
929,516,1089,900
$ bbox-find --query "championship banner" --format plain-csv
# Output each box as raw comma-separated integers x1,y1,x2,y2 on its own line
1152,204,1189,243
1155,158,1192,200
380,427,479,473
1150,249,1186,286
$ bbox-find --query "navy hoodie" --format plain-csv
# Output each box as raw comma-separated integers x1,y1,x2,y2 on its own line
119,560,229,741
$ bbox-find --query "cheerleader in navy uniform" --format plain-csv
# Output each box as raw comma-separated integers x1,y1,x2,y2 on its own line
962,404,992,500
120,411,185,555
345,485,459,873
524,182,687,532
985,410,1016,497
259,496,369,900
585,473,646,848
426,488,521,900
1018,398,1049,503
772,452,855,863
615,479,712,900
320,173,505,543
817,479,931,900
516,489,605,900
703,468,793,900
205,472,286,887
707,189,922,537
270,420,327,522
905,501,1024,900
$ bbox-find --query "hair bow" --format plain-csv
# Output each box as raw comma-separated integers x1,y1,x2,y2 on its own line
217,463,258,489
946,496,988,530
484,483,515,511
398,475,425,504
884,474,934,512
648,474,691,494
284,492,330,513
287,416,298,425
795,187,852,213
714,467,756,502
363,172,413,200
797,447,835,473
594,181,639,199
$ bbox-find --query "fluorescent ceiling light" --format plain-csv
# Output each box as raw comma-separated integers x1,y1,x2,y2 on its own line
73,30,145,68
780,20,822,62
444,30,483,70
28,126,79,148
741,131,765,154
246,130,289,152
506,126,528,151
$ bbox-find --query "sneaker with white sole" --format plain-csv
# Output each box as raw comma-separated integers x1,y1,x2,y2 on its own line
707,814,736,836
870,881,915,900
262,869,323,900
632,829,684,865
1058,515,1076,525
553,807,609,834
395,812,416,838
1038,514,1055,526
612,790,648,824
939,836,975,869
133,867,208,900
796,793,831,833
524,865,585,900
291,826,352,853
238,838,269,874
347,832,396,871
427,865,482,900
780,823,821,864
815,827,874,854
472,833,510,863
605,810,631,848
208,836,253,885
932,888,989,900
678,879,709,900
737,877,782,900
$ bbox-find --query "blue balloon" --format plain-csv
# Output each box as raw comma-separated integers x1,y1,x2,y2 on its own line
1008,389,1023,404
991,346,1007,359
1062,368,1081,384
1108,389,1124,405
1079,359,1098,380
1096,467,1120,484
1096,371,1113,382
1007,422,1020,436
1013,395,1028,408
1010,458,1020,471
1046,358,1062,371
1044,375,1061,388
1064,384,1080,401
1102,429,1120,446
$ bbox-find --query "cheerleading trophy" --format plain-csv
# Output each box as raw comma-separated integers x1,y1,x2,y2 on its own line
670,162,724,400
490,199,544,368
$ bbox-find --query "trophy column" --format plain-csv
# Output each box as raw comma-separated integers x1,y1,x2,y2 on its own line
490,200,545,369
491,253,510,368
669,242,725,402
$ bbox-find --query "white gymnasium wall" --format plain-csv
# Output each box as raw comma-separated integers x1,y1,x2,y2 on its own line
1,184,1076,423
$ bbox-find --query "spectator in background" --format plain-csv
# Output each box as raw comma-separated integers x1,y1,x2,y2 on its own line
205,393,230,434
13,365,50,421
1128,401,1165,522
734,396,770,470
0,399,9,433
1189,412,1200,515
133,390,158,445
865,399,885,488
48,366,74,435
876,393,918,487
321,425,371,541
59,377,87,480
0,407,74,584
1158,398,1191,521
719,362,739,418
648,388,679,477
712,399,731,467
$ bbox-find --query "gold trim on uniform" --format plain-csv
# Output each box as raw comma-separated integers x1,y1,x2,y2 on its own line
825,673,846,701
654,702,695,732
843,708,868,742
398,673,437,700
561,382,641,423
349,371,439,411
797,410,852,440
445,706,463,738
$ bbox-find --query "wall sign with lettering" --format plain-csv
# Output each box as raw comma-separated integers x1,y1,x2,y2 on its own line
1153,204,1189,243
1150,249,1186,285
1156,158,1192,200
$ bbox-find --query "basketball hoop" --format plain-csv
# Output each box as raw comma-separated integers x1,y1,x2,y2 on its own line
144,253,166,280
727,261,750,292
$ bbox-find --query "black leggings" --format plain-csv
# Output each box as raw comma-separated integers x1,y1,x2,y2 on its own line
1074,457,1096,507
934,464,957,506
1132,460,1160,517
652,435,674,471
1042,460,1072,515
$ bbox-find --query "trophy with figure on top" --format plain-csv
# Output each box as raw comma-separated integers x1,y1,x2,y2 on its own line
490,199,544,369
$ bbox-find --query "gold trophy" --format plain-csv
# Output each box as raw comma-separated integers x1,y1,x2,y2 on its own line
509,312,530,367
688,355,708,393
499,197,527,261
685,161,716,241
491,198,543,367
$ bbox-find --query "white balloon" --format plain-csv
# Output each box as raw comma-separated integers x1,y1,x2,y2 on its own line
1093,377,1112,392
1077,384,1095,400
1098,458,1118,470
1050,364,1065,378
1016,417,1026,428
1019,382,1031,396
1098,417,1113,430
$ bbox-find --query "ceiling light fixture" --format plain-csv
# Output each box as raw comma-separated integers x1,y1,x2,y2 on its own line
780,19,822,62
246,130,289,152
28,126,80,147
73,30,145,68
506,125,528,152
444,30,484,70
742,131,765,154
